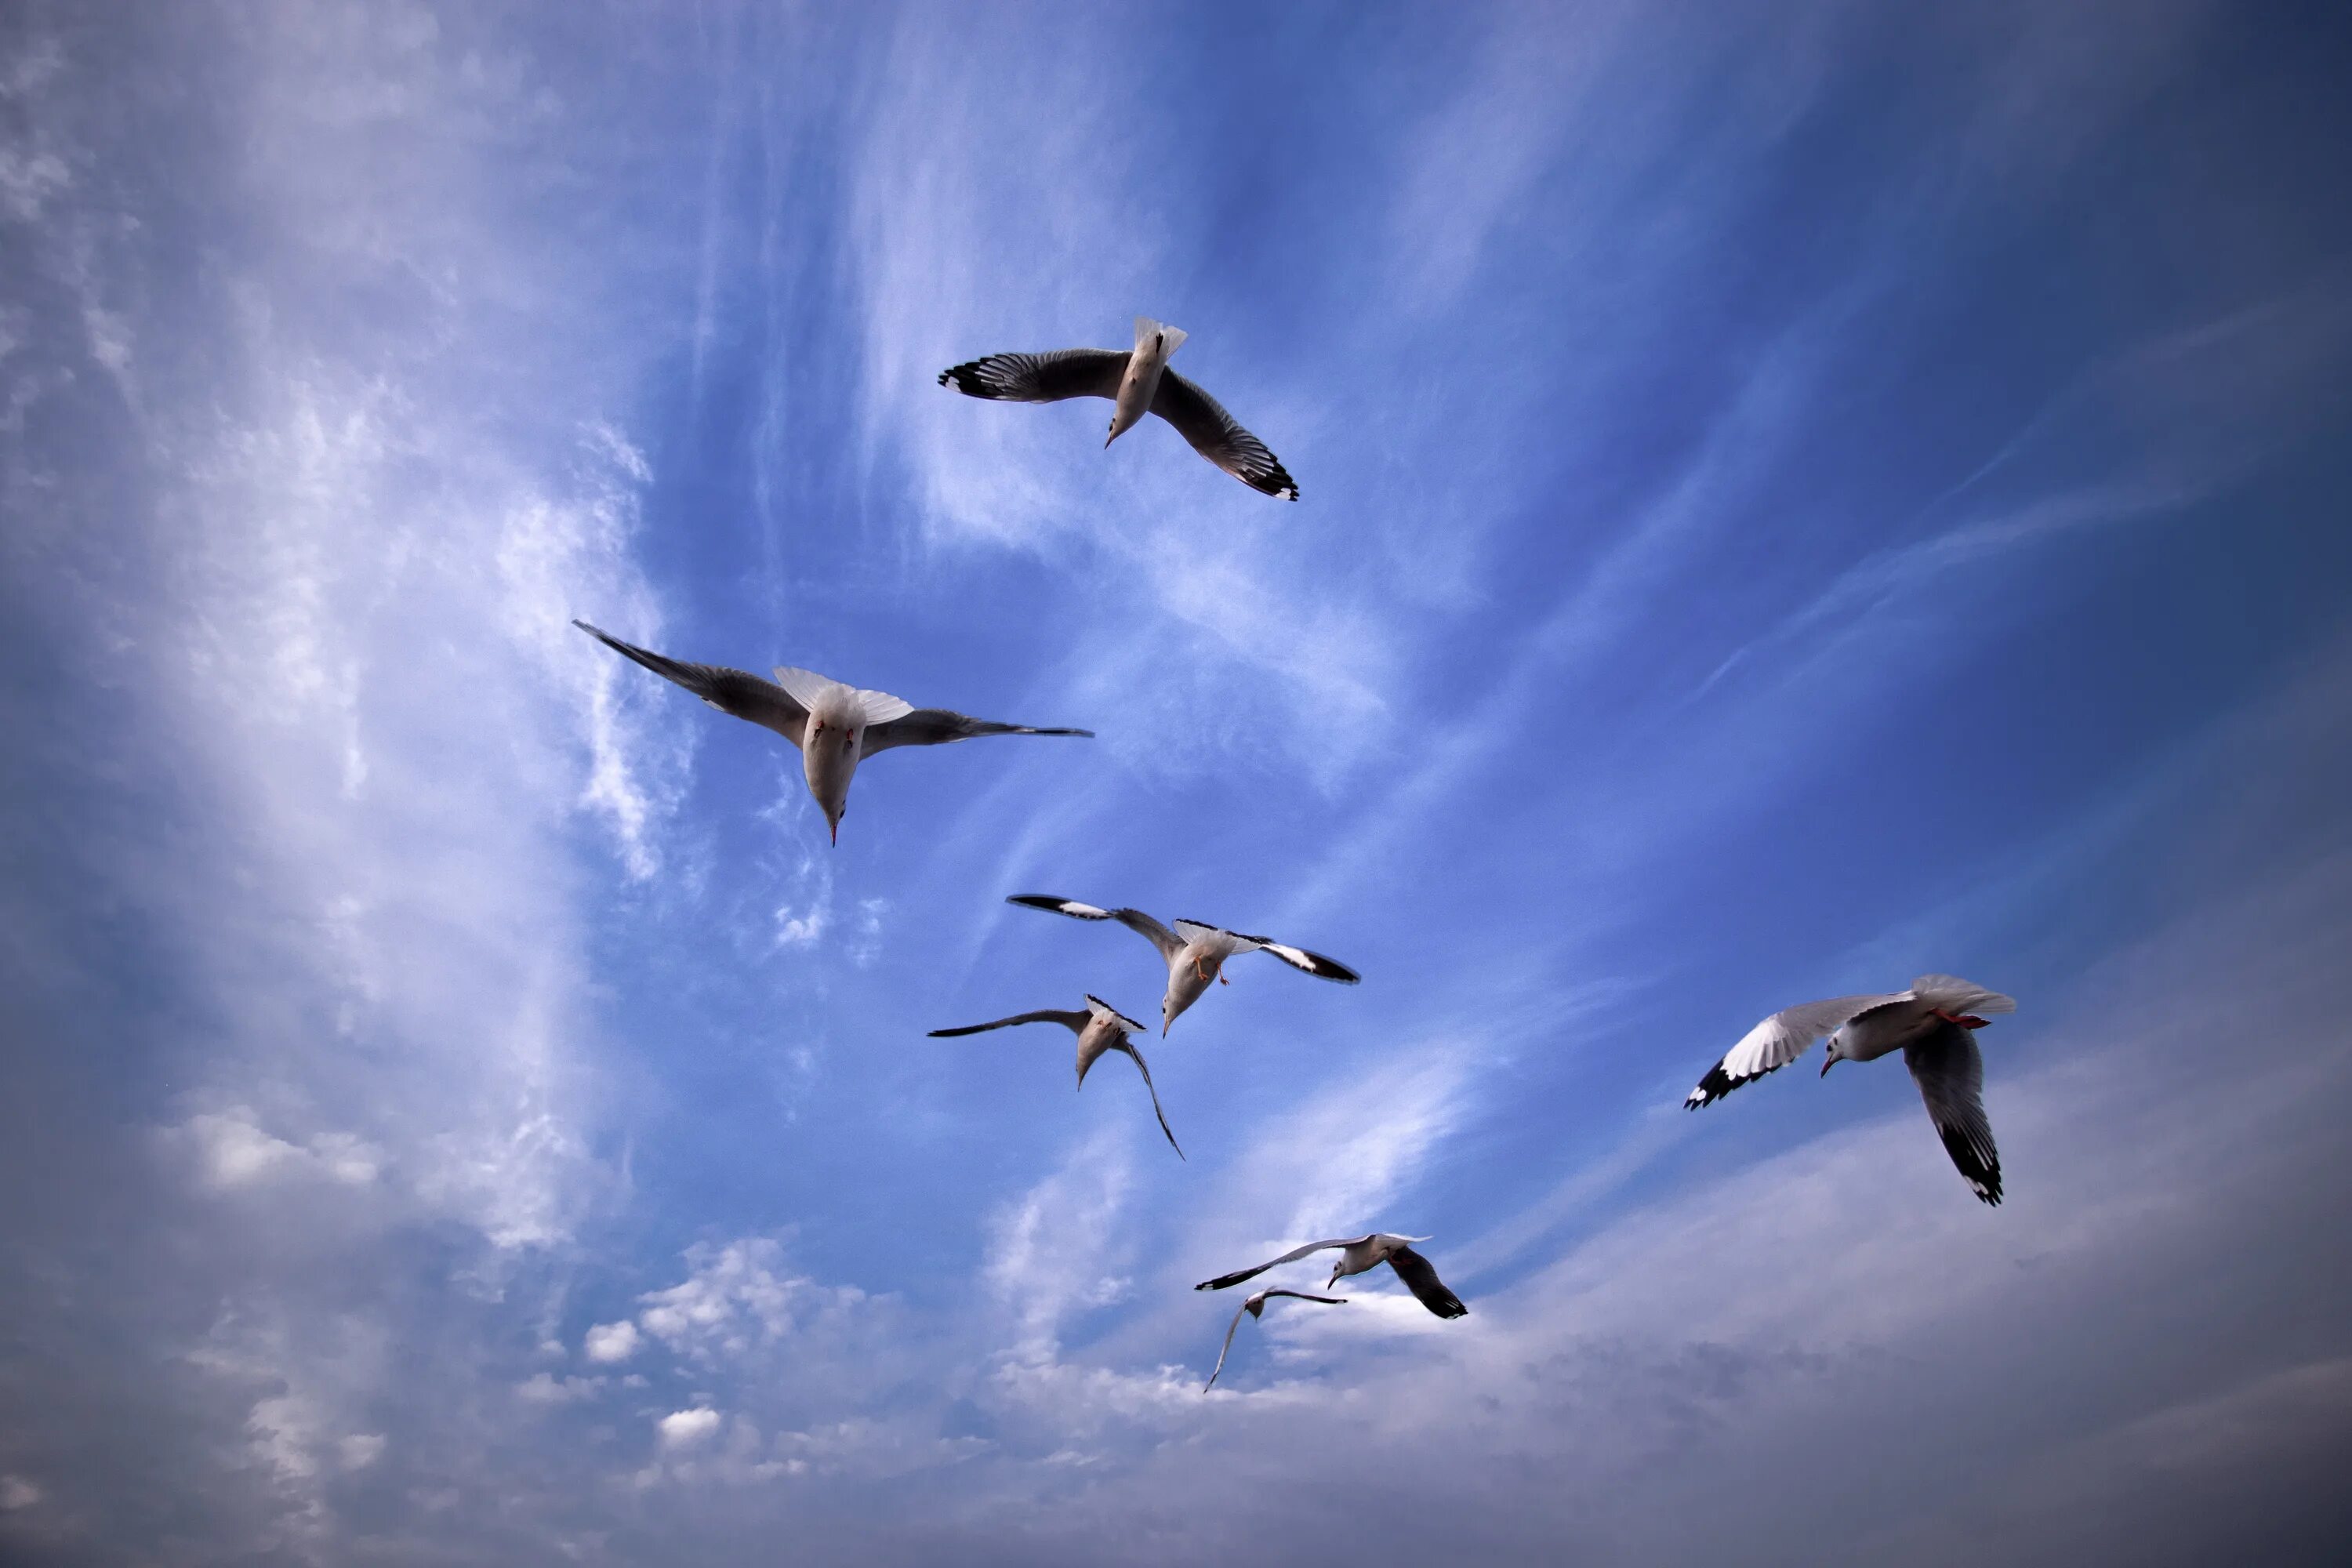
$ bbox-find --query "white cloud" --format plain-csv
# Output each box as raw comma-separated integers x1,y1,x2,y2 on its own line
0,1475,39,1511
655,1408,722,1451
336,1434,385,1472
634,1239,866,1367
583,1320,641,1364
169,1108,382,1192
517,1372,603,1406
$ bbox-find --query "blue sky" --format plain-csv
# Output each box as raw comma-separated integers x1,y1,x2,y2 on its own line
3,1,2350,1561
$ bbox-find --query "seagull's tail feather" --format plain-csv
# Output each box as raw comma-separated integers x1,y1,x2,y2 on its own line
1135,315,1186,355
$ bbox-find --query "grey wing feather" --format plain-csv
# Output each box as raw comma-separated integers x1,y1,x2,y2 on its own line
1246,936,1361,984
927,1010,1088,1038
1385,1246,1468,1319
1194,1238,1367,1293
1149,369,1299,500
938,348,1127,403
572,620,808,746
1906,1019,2003,1205
1005,897,1183,964
862,708,1094,756
1260,1290,1349,1305
1116,1043,1184,1160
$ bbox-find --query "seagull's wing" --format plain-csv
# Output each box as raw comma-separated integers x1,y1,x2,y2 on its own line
1385,1246,1468,1319
1684,992,1909,1109
1203,1291,1348,1391
1906,1018,2002,1206
573,620,808,746
1204,1299,1254,1392
1240,934,1361,984
938,349,1127,403
1114,1042,1183,1160
1910,975,2018,1018
860,708,1094,757
1194,1238,1367,1293
927,1010,1088,1038
1148,369,1299,500
1008,897,1185,965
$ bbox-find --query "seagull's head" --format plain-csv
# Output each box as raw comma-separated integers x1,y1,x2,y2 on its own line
1821,1032,1848,1076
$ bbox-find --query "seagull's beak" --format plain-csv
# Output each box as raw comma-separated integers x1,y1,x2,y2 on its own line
829,820,839,846
1820,1056,1835,1077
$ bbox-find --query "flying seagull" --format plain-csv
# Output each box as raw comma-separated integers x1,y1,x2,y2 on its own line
1005,895,1359,1036
1203,1288,1348,1392
927,994,1183,1158
572,620,1091,844
938,316,1300,500
1682,974,2018,1204
1196,1234,1467,1319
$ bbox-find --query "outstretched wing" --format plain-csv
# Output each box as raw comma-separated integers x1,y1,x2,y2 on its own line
1906,1018,2003,1205
1910,975,2017,1018
1203,1291,1348,1392
1007,897,1185,965
1114,1043,1183,1160
938,348,1127,403
1385,1246,1468,1319
1684,992,1909,1109
1149,368,1299,500
927,1010,1087,1038
1244,935,1361,984
1194,1238,1367,1293
573,620,808,746
861,708,1094,756
1204,1299,1254,1392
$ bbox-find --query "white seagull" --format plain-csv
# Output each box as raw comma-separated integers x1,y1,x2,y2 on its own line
1005,895,1359,1035
1203,1288,1348,1392
1196,1234,1468,1319
938,316,1300,500
1682,974,2018,1204
927,995,1183,1158
574,621,1092,844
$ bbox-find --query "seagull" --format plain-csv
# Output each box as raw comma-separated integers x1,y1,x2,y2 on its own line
572,621,1092,844
1195,1234,1467,1319
938,316,1300,500
1682,974,2018,1204
1005,895,1359,1035
1203,1288,1348,1392
927,994,1183,1158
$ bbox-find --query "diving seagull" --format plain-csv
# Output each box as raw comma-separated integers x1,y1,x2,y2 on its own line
927,995,1183,1158
1203,1288,1348,1392
1196,1234,1468,1319
1005,895,1359,1035
572,621,1092,844
938,316,1300,500
1682,975,2018,1204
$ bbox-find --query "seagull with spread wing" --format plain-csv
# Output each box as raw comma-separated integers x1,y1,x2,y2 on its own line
573,621,1092,844
1196,1234,1467,1319
938,316,1299,500
1004,895,1359,1036
927,995,1182,1158
1682,975,2018,1204
1203,1288,1348,1392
